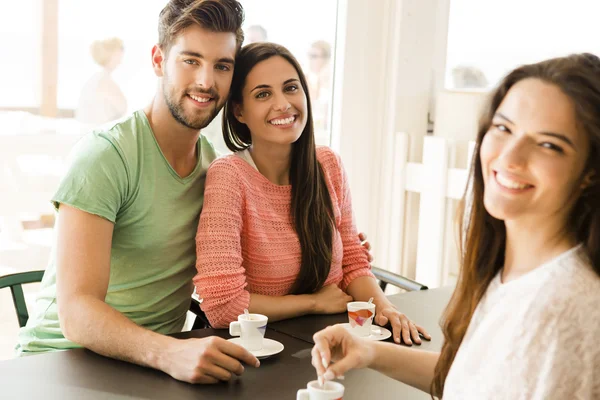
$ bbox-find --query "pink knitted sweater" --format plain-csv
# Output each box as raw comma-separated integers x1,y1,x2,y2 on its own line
193,146,373,328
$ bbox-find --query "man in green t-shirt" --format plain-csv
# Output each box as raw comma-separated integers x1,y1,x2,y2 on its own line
16,0,260,384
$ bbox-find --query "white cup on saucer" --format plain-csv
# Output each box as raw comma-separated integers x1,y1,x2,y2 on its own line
229,313,268,351
297,380,344,400
346,301,376,337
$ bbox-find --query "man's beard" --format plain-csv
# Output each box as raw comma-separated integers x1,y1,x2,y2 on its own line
163,82,223,130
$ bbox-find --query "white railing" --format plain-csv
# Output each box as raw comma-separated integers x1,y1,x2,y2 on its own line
386,132,475,288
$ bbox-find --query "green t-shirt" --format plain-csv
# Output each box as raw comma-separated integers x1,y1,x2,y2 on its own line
17,110,219,354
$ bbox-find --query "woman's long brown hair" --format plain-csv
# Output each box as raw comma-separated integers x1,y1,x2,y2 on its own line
431,53,600,397
222,42,335,295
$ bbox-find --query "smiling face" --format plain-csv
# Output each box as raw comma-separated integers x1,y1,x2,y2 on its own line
234,56,308,147
480,78,591,226
155,25,237,130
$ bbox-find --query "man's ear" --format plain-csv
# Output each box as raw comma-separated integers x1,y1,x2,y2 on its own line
234,103,245,123
151,44,166,77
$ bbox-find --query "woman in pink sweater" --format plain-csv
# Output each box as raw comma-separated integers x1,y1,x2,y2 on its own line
194,42,430,345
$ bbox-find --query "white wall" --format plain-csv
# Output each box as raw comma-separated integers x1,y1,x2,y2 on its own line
333,0,451,278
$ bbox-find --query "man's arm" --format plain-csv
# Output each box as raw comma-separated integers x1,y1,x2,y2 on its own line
56,205,259,383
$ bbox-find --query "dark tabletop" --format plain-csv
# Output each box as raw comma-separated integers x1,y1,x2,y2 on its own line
269,285,455,351
0,286,454,400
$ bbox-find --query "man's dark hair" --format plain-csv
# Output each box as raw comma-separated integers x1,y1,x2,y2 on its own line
158,0,244,52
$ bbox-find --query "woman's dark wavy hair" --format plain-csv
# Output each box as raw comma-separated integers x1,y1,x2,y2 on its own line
222,42,335,295
432,52,600,397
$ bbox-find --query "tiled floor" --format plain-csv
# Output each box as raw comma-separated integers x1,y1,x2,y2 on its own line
0,229,52,360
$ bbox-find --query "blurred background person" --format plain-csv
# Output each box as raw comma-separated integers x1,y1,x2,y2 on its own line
244,25,268,44
306,40,332,132
75,37,127,126
451,65,488,89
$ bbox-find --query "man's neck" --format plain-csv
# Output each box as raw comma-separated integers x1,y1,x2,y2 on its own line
502,215,576,283
143,98,200,178
248,141,292,186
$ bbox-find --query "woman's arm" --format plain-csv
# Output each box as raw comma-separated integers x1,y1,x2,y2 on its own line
312,325,439,394
248,293,315,321
326,150,374,288
369,343,439,393
194,160,252,328
248,283,352,322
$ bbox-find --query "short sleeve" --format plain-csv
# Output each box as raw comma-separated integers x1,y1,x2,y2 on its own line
52,134,129,223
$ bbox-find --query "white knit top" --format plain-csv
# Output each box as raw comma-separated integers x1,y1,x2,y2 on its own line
443,245,600,399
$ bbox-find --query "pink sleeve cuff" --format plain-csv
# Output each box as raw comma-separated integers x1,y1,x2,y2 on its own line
204,290,251,329
341,266,376,291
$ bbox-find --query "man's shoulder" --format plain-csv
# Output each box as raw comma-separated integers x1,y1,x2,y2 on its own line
91,110,148,154
71,111,151,171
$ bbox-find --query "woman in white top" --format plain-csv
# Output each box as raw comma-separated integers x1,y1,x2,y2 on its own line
310,53,600,399
75,37,127,126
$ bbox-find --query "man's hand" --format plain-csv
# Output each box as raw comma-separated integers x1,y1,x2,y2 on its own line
358,232,374,263
161,336,260,384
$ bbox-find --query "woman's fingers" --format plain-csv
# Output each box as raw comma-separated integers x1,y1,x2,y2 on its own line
323,353,358,381
400,316,412,345
415,323,432,341
409,321,422,345
375,312,389,327
311,346,328,377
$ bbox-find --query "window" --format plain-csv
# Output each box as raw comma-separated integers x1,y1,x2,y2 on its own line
445,0,600,90
57,0,166,113
55,0,338,152
0,0,41,108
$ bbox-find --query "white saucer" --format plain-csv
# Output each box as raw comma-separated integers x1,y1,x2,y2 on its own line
227,338,284,359
339,323,392,341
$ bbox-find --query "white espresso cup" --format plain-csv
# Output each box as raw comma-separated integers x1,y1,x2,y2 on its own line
347,301,376,337
297,380,344,400
229,313,268,351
